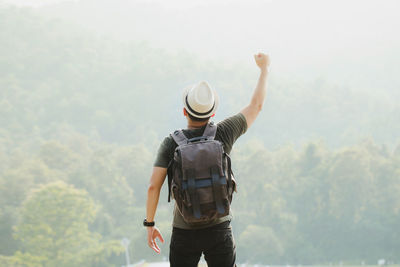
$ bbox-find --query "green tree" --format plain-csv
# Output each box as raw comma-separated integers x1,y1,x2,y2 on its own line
12,181,123,267
0,158,56,255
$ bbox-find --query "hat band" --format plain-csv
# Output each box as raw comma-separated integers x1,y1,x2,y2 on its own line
185,95,215,117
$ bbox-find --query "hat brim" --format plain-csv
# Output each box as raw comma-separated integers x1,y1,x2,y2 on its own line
182,85,219,119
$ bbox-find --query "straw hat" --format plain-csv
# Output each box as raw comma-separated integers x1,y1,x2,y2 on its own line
182,81,219,119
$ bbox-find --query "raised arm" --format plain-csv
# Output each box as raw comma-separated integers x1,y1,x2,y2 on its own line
240,53,270,128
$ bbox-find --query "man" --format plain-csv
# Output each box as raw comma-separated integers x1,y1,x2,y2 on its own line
144,52,270,267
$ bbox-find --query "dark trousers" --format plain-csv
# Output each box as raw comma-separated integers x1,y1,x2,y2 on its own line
169,221,236,267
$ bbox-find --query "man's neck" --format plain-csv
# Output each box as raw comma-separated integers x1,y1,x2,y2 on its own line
187,120,209,129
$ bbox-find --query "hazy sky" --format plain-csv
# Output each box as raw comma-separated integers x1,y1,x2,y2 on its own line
4,0,400,84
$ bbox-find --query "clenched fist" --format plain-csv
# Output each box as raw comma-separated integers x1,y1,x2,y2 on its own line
254,53,270,72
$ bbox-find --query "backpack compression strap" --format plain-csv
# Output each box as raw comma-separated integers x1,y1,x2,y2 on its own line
225,152,233,196
187,169,202,219
203,121,217,140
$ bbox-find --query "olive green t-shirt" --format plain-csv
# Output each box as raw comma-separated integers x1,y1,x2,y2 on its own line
154,113,248,229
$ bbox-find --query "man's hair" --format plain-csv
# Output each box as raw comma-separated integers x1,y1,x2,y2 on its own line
186,109,210,122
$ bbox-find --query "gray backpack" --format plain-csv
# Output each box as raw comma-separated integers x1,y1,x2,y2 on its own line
167,121,236,224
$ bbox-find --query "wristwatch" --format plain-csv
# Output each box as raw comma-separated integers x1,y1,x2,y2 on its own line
143,218,155,227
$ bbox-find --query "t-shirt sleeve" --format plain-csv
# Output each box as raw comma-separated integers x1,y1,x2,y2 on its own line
217,113,248,152
153,136,175,168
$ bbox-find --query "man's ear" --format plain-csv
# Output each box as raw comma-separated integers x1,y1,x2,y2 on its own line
183,108,187,117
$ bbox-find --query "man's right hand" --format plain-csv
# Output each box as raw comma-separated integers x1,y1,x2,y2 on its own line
147,226,164,254
254,53,270,72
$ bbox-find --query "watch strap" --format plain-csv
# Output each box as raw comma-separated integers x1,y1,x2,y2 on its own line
143,219,155,227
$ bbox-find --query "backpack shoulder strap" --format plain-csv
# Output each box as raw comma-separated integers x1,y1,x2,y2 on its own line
170,129,187,146
167,159,173,202
202,121,217,140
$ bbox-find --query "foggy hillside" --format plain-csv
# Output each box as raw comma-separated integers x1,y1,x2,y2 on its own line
1,2,400,149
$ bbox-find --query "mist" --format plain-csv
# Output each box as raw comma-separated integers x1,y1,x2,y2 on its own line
1,0,399,266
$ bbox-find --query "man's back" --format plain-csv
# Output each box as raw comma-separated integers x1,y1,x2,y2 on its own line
154,113,247,229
